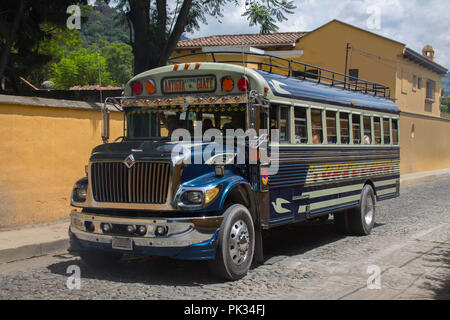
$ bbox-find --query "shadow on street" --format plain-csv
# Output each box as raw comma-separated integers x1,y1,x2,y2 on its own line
46,217,380,286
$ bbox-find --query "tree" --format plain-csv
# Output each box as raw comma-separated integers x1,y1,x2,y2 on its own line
100,42,134,86
106,0,296,75
243,0,295,34
50,48,114,89
0,0,88,91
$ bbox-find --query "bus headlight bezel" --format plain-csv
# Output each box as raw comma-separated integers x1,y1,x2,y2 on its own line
177,185,221,209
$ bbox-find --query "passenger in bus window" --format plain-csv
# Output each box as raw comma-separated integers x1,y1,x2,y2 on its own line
363,134,371,144
312,132,321,144
311,109,323,144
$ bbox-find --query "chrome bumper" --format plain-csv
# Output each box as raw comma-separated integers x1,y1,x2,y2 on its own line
70,210,223,248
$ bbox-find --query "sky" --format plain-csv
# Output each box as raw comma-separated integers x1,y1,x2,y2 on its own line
186,0,450,69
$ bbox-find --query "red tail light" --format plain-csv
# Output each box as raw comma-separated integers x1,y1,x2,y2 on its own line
131,82,143,95
237,77,249,91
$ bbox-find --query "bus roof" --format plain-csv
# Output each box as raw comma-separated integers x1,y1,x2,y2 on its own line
257,70,399,114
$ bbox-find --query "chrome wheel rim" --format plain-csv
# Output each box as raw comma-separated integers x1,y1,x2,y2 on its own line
229,220,250,265
364,195,374,226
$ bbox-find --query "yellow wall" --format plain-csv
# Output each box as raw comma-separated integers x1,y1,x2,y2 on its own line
395,61,442,117
295,21,402,101
400,112,450,174
0,98,123,228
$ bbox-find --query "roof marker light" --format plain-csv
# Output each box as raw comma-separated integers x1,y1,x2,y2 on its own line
173,64,179,71
185,63,190,69
237,77,249,91
222,78,234,92
131,81,143,95
195,62,200,69
146,80,156,94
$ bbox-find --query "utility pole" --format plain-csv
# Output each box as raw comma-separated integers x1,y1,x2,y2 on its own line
344,42,351,89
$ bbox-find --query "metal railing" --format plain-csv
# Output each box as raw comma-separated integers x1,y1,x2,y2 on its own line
169,51,391,98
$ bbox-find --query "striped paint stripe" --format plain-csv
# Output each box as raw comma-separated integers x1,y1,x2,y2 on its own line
298,193,361,213
300,183,364,199
377,187,397,196
374,179,398,187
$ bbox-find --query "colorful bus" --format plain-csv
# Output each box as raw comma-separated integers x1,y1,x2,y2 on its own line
69,53,400,280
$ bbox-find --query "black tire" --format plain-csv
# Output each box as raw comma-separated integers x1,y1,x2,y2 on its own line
334,184,376,236
208,204,255,281
348,184,376,235
79,250,122,267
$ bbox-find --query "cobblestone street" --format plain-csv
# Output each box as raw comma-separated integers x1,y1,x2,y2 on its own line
0,177,449,300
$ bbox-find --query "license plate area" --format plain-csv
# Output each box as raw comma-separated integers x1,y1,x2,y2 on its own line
112,237,133,251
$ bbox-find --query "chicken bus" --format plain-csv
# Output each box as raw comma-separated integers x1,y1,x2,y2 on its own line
69,52,400,280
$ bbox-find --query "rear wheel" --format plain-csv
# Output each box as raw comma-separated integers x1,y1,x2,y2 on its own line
334,184,376,236
209,204,255,281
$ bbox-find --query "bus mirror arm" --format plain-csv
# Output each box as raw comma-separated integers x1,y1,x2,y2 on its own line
102,108,110,144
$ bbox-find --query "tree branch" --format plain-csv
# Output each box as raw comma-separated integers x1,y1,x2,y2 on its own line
160,0,192,65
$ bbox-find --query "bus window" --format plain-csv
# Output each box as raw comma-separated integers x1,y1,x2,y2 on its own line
326,111,337,144
373,117,381,144
270,105,290,142
352,114,361,144
383,118,391,144
392,119,399,144
363,116,372,144
340,112,350,144
311,109,323,144
279,106,289,142
294,107,307,144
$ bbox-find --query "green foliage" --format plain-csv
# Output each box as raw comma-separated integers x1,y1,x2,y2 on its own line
50,48,113,89
79,1,129,47
26,27,83,85
441,97,449,113
242,0,296,33
100,43,133,86
0,0,88,90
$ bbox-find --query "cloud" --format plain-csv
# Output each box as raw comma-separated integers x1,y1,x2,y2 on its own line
187,0,449,69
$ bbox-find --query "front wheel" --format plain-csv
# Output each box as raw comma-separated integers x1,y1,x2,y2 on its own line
209,204,255,281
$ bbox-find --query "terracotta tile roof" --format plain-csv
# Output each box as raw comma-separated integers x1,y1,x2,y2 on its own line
69,85,122,90
177,32,308,48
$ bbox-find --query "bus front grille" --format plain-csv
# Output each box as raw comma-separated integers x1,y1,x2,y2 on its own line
91,162,171,204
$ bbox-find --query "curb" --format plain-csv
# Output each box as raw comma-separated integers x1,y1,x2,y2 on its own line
400,168,450,188
0,239,69,264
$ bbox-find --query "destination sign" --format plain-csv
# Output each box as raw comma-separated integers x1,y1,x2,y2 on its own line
162,75,216,93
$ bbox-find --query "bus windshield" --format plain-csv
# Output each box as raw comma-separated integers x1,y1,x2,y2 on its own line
126,107,246,140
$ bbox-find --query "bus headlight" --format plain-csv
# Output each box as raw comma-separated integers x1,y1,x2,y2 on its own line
179,186,221,207
73,186,87,202
71,178,88,204
185,191,203,204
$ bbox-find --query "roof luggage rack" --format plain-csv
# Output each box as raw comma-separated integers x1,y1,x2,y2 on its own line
169,51,391,98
